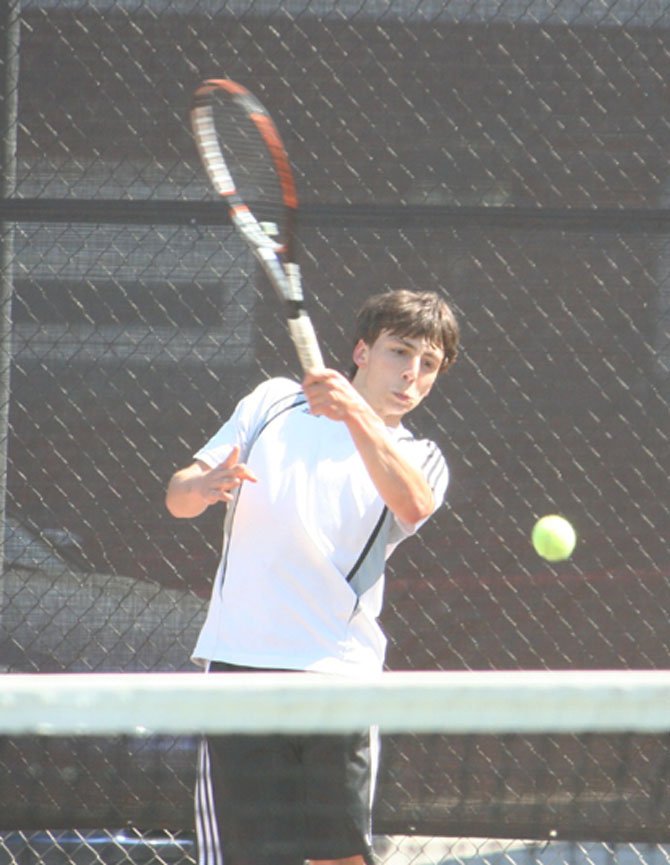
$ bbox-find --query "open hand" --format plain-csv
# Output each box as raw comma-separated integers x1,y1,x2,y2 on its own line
199,445,257,504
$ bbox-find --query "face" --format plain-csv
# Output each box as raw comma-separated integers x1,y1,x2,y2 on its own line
352,330,444,426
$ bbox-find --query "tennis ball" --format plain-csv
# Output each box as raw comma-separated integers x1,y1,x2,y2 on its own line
531,515,576,562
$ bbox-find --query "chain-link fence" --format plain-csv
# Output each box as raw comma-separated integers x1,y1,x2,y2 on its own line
1,0,669,861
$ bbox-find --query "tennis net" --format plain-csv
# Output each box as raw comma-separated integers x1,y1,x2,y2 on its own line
1,669,670,848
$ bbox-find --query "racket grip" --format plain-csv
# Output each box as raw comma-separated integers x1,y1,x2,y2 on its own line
288,314,324,373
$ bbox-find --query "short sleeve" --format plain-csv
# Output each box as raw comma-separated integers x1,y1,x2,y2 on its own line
194,377,302,468
389,437,449,541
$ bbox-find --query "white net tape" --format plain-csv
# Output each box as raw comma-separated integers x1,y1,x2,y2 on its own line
2,669,670,736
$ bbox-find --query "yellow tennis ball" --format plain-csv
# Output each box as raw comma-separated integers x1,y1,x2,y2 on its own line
532,515,576,562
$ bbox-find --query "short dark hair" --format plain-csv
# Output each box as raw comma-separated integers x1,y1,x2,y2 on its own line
351,290,460,377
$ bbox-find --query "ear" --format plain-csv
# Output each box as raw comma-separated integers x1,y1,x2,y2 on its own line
352,339,369,370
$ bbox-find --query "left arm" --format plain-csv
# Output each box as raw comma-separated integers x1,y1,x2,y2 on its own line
303,370,435,525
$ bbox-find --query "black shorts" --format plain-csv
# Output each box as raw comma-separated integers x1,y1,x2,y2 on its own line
195,662,378,865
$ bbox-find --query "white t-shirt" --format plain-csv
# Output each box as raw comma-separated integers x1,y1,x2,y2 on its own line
191,377,449,676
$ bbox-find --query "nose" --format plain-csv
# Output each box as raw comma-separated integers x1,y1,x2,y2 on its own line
401,355,421,381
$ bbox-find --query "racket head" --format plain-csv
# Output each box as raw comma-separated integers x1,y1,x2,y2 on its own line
190,78,324,373
190,79,297,262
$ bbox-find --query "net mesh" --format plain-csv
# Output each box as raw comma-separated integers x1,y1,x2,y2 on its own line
1,0,670,860
1,671,670,843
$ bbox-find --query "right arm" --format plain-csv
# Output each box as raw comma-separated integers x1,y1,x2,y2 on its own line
302,370,439,526
165,445,257,519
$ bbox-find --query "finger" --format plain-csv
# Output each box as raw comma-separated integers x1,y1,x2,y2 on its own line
221,444,241,469
302,369,331,389
204,490,231,505
221,462,257,483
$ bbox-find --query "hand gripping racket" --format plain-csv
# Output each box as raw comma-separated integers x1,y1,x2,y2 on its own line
190,79,324,373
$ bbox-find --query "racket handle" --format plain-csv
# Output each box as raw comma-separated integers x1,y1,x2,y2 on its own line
288,313,324,373
284,262,324,372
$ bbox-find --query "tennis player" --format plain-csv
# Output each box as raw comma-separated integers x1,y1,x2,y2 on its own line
166,289,459,865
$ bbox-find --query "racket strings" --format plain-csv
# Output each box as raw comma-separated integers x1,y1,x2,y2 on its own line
210,98,286,239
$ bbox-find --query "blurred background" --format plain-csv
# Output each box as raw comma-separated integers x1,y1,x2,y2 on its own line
0,0,669,861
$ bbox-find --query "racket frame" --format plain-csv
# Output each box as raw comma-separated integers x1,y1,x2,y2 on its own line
191,79,324,372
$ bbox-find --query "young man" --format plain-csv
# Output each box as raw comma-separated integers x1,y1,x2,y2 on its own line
166,289,459,865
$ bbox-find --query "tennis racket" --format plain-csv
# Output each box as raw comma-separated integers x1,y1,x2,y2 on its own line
190,78,324,373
